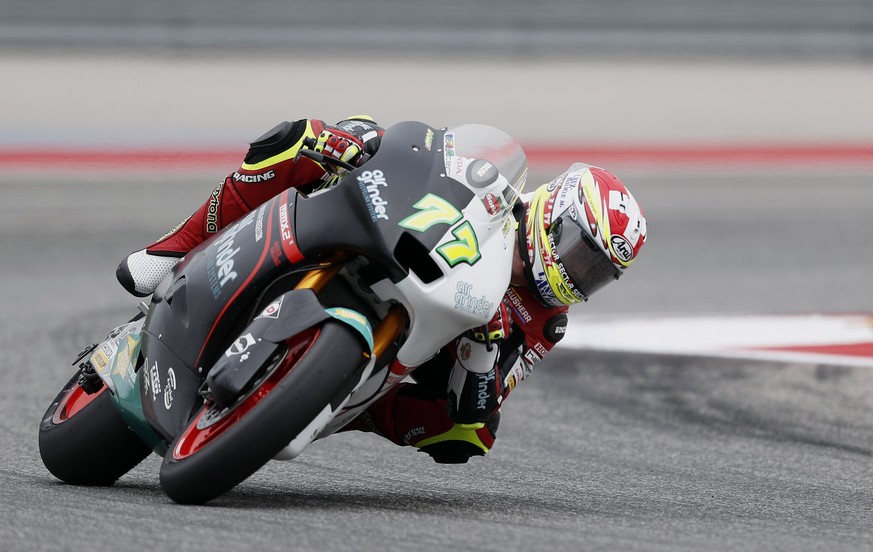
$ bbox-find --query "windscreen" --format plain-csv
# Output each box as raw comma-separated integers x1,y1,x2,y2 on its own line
442,124,528,224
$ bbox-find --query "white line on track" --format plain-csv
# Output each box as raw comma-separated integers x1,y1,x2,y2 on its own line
561,313,873,367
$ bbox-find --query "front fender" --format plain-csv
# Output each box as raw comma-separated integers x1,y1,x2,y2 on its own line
206,289,374,406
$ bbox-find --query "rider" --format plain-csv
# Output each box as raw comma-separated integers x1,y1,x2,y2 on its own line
116,116,648,464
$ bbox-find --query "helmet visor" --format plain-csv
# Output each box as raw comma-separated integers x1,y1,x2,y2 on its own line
550,218,621,299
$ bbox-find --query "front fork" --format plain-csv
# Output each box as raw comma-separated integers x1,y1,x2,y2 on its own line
293,252,406,360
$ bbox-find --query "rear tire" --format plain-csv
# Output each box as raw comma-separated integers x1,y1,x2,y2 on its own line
39,371,152,485
159,321,368,504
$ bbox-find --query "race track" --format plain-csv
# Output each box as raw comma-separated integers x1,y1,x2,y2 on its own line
2,170,872,551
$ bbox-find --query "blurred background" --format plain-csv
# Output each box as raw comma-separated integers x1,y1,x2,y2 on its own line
1,1,871,317
2,0,872,58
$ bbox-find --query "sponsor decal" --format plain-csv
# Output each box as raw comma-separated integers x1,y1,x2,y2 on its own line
356,169,390,222
164,368,176,410
403,426,426,445
214,240,240,290
454,281,494,319
460,342,472,361
534,342,548,357
330,308,367,327
270,242,283,266
327,307,374,351
503,362,529,392
206,210,257,298
567,204,578,221
112,334,139,382
206,183,222,233
534,269,559,305
543,233,558,269
547,233,585,301
142,361,151,394
505,288,532,324
524,348,542,366
580,171,603,230
226,333,257,357
443,133,455,173
233,170,276,183
467,159,498,188
424,128,434,151
257,295,284,320
254,205,265,242
483,193,501,216
544,314,568,343
556,178,576,211
148,360,161,402
277,198,302,262
476,371,495,410
546,173,564,193
610,234,633,263
338,120,372,133
90,348,111,374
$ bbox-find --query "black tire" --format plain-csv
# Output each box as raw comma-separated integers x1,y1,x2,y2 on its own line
39,371,152,486
159,321,368,504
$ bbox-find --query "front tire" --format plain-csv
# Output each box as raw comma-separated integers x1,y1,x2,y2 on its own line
159,321,368,504
39,371,152,485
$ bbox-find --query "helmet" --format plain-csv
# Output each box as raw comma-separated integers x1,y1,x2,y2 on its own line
521,163,647,307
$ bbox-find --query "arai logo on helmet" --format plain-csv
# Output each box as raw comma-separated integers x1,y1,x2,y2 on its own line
610,234,634,264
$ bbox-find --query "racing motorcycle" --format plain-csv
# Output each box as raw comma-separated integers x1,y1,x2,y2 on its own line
38,121,528,504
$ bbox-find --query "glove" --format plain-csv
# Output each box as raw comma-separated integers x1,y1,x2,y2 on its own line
333,116,384,158
468,298,512,349
312,127,366,171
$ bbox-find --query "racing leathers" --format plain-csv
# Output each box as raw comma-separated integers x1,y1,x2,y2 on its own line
347,285,568,464
116,117,568,464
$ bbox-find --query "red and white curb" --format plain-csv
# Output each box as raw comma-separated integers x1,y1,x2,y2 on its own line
2,144,873,172
561,314,873,367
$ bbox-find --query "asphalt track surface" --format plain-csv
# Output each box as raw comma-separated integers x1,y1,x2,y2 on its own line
2,170,873,551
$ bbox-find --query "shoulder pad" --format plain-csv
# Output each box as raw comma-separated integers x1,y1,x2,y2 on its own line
543,313,568,343
244,120,306,165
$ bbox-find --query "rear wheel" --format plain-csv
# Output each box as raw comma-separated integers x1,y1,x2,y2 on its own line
159,321,368,504
39,371,152,485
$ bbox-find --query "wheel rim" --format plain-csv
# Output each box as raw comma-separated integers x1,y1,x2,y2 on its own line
52,383,107,424
171,327,319,460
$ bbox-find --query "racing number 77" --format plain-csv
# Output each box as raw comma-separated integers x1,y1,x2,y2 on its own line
399,193,482,267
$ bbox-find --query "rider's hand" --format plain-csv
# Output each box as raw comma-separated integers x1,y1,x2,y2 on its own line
312,127,366,171
468,299,512,347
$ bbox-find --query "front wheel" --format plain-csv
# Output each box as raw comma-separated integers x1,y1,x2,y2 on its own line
159,320,368,504
39,371,152,485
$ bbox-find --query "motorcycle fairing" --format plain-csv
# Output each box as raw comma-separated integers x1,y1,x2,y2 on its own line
138,120,516,444
205,289,373,407
139,332,206,442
